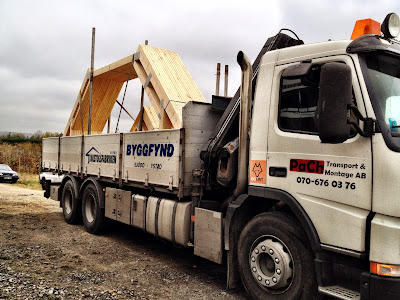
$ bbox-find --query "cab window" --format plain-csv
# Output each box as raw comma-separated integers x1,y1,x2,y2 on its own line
279,77,319,133
278,63,358,136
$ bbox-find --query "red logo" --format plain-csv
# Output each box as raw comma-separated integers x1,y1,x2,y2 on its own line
290,159,324,174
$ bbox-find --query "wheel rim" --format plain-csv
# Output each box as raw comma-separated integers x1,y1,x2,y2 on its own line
64,190,73,215
85,193,96,223
249,236,293,292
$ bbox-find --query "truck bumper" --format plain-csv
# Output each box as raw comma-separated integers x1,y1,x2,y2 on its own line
361,272,400,300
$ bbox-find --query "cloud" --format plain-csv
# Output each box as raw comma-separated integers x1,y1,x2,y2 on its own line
0,0,398,133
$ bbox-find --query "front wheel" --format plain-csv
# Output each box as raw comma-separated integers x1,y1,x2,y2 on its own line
41,178,46,189
238,212,318,300
82,183,104,234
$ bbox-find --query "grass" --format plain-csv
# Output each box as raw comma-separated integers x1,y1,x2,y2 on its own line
15,172,42,190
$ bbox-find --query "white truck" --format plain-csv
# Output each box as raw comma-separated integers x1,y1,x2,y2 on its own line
41,13,400,299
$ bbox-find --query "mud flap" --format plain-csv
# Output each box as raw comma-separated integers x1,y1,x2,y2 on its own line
50,185,59,201
194,208,223,264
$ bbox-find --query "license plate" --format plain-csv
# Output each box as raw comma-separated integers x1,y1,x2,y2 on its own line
4,177,11,180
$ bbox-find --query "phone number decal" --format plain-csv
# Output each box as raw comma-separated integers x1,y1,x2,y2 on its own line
296,177,356,190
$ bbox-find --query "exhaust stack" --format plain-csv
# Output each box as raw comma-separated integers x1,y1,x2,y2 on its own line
220,51,252,211
215,63,221,96
224,65,229,97
235,51,252,198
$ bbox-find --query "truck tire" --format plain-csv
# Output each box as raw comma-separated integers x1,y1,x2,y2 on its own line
238,212,318,300
61,180,81,224
82,183,104,234
41,177,46,190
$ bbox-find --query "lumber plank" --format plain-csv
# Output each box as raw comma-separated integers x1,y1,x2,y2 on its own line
70,78,123,135
133,59,173,129
64,69,90,136
94,54,138,81
133,60,161,114
143,106,159,130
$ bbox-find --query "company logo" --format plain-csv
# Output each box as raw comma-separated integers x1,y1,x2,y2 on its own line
290,159,324,174
86,147,117,164
249,160,267,184
126,143,174,157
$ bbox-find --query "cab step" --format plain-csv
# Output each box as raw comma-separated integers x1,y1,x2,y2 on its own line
318,285,360,300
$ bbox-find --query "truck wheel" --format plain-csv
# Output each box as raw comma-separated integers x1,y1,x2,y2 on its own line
41,177,46,190
238,212,317,300
61,180,81,224
82,183,104,234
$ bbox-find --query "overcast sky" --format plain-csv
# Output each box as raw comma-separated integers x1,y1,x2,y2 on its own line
0,0,398,134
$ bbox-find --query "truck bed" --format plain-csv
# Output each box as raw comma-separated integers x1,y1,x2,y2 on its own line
42,102,221,198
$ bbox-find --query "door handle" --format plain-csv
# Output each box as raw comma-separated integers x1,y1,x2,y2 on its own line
269,167,287,177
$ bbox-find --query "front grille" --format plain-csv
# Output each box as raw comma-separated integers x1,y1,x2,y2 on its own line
1,173,14,177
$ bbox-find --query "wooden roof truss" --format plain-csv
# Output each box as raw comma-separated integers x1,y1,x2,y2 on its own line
64,44,206,136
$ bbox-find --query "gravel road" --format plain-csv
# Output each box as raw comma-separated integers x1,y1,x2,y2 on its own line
0,183,248,299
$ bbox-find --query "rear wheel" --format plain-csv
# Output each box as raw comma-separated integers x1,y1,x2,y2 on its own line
82,183,104,234
238,212,318,300
61,180,81,224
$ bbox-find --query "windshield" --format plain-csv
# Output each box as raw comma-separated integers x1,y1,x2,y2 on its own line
364,53,400,136
0,165,12,171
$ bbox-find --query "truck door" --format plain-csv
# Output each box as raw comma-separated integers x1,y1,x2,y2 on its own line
263,55,372,253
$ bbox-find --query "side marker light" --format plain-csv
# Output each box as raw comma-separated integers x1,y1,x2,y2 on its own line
371,262,400,277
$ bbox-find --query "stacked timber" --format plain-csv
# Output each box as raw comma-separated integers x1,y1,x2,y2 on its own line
64,44,206,136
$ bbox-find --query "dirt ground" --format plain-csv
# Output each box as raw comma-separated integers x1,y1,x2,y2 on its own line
0,183,248,299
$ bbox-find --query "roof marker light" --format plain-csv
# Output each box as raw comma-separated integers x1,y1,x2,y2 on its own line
351,18,381,40
381,13,400,39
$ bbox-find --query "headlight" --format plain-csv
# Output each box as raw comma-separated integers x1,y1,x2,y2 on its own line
0,172,3,175
381,13,400,39
13,174,18,177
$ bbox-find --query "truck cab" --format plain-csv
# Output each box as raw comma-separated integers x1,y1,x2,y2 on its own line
221,20,400,299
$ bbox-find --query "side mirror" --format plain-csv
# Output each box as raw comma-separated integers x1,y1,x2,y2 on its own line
318,62,352,143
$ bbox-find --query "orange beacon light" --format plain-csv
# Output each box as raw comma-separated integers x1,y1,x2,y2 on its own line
351,18,381,40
